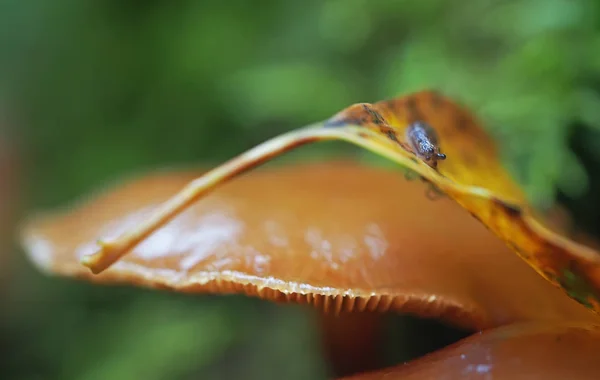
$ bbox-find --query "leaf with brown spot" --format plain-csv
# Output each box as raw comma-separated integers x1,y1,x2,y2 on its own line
53,90,600,312
340,322,600,380
20,163,597,330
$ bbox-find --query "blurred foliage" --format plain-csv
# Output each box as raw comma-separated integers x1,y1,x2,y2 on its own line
2,0,600,379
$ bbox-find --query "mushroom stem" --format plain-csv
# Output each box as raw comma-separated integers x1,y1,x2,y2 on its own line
319,311,385,377
81,123,354,273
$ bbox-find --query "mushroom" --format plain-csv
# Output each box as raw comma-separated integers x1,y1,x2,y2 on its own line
20,161,600,378
341,321,600,380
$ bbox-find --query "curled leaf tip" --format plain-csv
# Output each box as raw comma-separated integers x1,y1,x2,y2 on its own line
81,240,117,274
79,252,95,268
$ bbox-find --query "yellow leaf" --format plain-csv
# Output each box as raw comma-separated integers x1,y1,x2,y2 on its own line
27,91,600,313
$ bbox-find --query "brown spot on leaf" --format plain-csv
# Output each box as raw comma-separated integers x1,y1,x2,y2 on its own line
405,96,425,122
362,104,387,126
429,91,445,109
496,200,523,218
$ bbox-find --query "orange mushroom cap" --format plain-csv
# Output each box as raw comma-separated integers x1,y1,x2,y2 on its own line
20,162,597,331
341,321,600,380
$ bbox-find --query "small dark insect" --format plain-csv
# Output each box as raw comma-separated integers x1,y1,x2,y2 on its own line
405,121,447,169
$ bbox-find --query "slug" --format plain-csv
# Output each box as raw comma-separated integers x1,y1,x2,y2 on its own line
405,121,447,168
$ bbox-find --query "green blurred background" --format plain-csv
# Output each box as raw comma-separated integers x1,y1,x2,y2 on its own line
2,0,600,379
